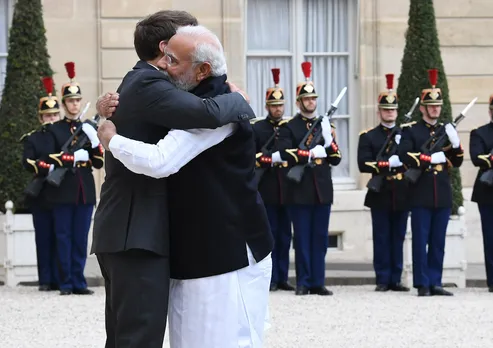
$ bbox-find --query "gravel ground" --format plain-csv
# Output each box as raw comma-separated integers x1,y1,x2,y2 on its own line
0,285,492,348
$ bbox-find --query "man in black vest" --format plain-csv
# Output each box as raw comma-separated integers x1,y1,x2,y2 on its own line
469,95,493,293
357,73,410,292
97,25,273,348
93,13,260,348
252,68,294,292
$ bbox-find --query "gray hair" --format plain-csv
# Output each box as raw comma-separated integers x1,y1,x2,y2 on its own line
175,25,227,76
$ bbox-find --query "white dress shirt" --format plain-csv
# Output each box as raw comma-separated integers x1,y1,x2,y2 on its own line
108,124,237,178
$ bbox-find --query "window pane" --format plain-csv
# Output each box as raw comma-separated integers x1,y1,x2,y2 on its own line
0,0,8,99
304,0,348,52
246,57,292,119
304,56,348,115
0,0,8,53
247,0,291,51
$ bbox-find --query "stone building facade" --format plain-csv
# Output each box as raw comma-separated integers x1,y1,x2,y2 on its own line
1,0,491,267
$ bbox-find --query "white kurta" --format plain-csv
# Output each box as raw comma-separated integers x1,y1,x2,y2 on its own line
169,246,272,348
109,123,236,178
107,123,272,347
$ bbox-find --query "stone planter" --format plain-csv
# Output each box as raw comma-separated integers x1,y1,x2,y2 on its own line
0,201,38,287
402,207,467,288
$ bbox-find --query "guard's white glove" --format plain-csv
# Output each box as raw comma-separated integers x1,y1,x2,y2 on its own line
445,123,460,148
394,134,401,145
73,149,89,165
321,117,333,147
82,123,100,148
388,155,403,168
430,151,446,164
310,144,327,159
271,151,283,163
49,164,54,173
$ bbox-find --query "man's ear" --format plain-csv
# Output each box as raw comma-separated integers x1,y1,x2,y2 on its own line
158,40,168,55
196,62,212,81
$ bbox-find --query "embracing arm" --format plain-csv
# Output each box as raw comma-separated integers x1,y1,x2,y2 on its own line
108,124,236,178
139,77,255,129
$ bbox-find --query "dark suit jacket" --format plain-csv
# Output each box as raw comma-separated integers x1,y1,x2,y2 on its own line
91,60,256,256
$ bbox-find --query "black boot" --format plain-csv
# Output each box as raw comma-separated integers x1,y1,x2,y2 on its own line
417,287,431,297
430,286,453,296
375,284,389,292
277,282,295,291
73,288,94,295
390,283,410,292
309,286,333,296
295,286,309,296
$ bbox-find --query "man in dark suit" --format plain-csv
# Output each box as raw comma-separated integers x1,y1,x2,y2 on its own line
97,24,273,348
91,11,256,348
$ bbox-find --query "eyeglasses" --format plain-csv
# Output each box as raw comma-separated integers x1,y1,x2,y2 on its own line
162,51,206,67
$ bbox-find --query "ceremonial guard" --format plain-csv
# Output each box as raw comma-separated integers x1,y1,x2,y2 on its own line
45,62,104,295
357,74,410,292
21,77,61,291
469,96,493,293
252,68,294,292
398,69,464,297
273,62,342,296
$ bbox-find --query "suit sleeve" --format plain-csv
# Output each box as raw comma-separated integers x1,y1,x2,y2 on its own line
138,77,255,129
21,136,52,176
357,132,380,175
398,126,430,170
469,129,492,169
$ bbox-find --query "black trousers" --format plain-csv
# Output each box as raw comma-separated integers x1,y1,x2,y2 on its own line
97,249,170,348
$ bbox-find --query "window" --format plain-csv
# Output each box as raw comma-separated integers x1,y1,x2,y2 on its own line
0,0,12,99
246,0,355,181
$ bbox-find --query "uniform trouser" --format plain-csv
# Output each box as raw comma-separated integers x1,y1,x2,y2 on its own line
478,204,493,287
53,203,93,291
31,206,59,287
410,207,451,288
97,250,170,348
288,204,331,288
370,209,409,285
265,204,292,285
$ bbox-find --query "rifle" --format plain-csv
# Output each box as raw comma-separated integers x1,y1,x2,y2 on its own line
24,176,45,198
479,148,493,186
404,97,477,184
286,86,347,183
254,126,281,185
366,97,419,193
46,103,100,187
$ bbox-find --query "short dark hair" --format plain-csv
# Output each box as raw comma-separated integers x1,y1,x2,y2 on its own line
134,10,198,61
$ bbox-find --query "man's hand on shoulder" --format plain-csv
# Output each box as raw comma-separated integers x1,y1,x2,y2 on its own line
226,81,250,104
97,92,119,117
97,120,118,151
